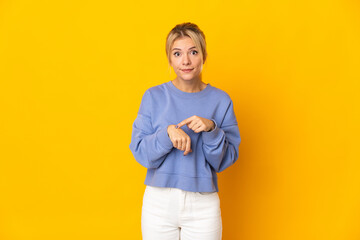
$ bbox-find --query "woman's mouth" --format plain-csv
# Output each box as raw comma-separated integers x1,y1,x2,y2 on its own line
181,69,194,73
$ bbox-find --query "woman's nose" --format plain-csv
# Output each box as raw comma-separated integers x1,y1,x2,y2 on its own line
182,54,191,65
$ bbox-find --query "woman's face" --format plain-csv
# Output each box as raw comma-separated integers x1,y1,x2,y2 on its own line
170,37,203,82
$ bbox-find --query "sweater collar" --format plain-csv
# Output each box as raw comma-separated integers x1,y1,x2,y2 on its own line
166,80,212,98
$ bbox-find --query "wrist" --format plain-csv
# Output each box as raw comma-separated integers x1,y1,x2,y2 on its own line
207,120,215,132
167,125,175,136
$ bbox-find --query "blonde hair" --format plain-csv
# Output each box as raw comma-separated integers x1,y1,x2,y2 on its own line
165,22,207,65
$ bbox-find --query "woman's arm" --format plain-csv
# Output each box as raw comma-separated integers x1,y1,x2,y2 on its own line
129,90,174,169
201,99,241,172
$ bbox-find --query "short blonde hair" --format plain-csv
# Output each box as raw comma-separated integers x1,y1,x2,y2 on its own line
165,22,207,65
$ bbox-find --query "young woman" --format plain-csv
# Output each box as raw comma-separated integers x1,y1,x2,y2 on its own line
129,22,241,240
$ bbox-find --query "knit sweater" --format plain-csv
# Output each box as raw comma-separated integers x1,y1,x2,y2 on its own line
129,80,241,192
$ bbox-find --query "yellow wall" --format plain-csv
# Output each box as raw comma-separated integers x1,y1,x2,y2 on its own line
0,0,359,239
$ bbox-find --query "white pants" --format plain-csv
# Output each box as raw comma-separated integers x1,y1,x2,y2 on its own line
141,185,222,240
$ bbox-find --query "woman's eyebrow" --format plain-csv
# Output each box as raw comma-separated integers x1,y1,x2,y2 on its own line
172,46,197,51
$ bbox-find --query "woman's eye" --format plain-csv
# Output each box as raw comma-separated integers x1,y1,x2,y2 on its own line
191,50,198,55
173,52,180,57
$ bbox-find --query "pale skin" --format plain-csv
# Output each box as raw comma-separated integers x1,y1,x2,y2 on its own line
166,36,215,156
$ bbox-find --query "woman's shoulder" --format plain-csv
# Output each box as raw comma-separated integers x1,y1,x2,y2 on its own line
137,83,166,104
144,82,168,96
208,84,232,101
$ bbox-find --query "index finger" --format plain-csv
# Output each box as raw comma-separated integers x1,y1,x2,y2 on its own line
176,117,194,128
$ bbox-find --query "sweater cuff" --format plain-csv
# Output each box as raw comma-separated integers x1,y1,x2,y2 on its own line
156,127,174,150
202,119,224,144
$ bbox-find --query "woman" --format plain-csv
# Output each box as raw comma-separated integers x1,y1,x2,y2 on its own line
129,22,241,240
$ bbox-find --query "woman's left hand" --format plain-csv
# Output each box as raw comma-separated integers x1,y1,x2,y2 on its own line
176,115,215,133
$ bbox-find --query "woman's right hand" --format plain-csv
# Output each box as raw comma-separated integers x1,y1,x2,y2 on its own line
167,125,192,155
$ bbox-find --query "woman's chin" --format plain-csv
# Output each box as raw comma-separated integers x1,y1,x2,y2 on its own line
178,74,201,81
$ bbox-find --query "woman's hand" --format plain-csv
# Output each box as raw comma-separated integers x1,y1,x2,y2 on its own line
167,125,193,155
176,115,215,133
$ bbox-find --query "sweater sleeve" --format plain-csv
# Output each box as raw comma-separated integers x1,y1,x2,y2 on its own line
201,99,241,173
129,90,174,169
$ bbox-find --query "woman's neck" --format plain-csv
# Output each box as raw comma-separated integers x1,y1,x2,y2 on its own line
171,78,207,93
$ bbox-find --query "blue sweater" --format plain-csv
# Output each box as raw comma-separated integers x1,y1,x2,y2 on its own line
129,80,241,192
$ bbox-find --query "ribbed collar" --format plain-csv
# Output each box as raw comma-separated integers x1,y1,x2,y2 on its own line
166,80,212,98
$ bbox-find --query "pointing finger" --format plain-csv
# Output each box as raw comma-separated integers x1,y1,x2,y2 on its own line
177,117,193,128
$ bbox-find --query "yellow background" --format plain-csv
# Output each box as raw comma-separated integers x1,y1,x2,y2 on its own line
1,0,359,239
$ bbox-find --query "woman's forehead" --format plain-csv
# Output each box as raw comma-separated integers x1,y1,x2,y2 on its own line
172,37,196,50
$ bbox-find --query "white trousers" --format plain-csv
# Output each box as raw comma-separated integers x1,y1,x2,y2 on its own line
141,185,222,240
